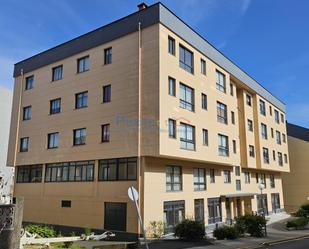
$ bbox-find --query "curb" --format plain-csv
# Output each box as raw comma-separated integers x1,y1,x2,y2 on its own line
261,234,309,246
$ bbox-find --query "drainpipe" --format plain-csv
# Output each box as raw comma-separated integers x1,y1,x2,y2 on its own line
12,69,24,203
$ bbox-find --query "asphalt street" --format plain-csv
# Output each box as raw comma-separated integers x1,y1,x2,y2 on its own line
262,237,309,249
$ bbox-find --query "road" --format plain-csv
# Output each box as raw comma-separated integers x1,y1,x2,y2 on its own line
262,237,309,249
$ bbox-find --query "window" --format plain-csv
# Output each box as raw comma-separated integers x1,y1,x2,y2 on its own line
284,154,288,163
166,166,182,191
168,119,176,138
164,201,185,233
230,83,234,96
52,65,63,81
103,85,111,103
210,169,215,183
102,124,110,142
235,166,240,176
23,106,32,120
271,128,274,138
246,94,252,106
269,106,272,116
244,172,250,183
179,45,194,74
25,75,34,90
73,128,86,146
232,140,236,154
217,102,227,124
271,193,281,214
98,157,137,181
179,83,194,111
75,91,88,109
180,123,195,150
61,200,71,208
50,98,61,114
202,129,208,146
276,130,281,144
218,134,229,156
259,100,266,116
263,148,269,164
200,59,206,75
249,145,255,157
168,36,175,55
278,152,283,166
236,180,241,191
247,119,253,131
104,47,112,64
77,56,89,73
231,111,235,124
208,198,222,224
273,150,276,161
223,170,231,183
194,168,206,191
45,160,94,182
261,123,268,139
259,174,266,187
274,110,279,124
282,134,286,143
20,137,29,152
270,175,275,188
201,93,207,110
281,114,284,123
48,132,59,149
216,70,226,93
16,165,42,183
168,77,176,96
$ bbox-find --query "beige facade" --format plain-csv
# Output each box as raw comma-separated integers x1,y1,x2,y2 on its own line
7,3,289,236
282,123,309,213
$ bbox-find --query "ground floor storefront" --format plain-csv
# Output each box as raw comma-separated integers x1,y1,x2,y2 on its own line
14,156,285,236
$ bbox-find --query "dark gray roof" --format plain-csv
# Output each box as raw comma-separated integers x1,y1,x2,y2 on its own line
287,122,309,142
14,2,285,112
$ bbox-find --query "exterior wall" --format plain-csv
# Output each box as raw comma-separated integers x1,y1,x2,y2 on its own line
0,86,14,199
143,157,284,227
282,136,309,213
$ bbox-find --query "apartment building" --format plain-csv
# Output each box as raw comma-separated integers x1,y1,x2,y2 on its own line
282,123,309,213
7,3,289,236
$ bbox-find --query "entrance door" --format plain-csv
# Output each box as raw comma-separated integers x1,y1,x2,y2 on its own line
257,194,268,216
194,199,205,224
225,198,232,225
271,193,281,213
104,202,127,231
236,198,242,217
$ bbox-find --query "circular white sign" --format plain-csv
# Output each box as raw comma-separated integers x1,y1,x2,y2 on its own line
128,186,139,202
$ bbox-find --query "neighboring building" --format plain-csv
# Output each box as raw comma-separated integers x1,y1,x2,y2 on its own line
7,3,289,236
282,123,309,213
0,86,14,203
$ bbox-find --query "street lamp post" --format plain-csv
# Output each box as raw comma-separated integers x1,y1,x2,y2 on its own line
258,183,267,236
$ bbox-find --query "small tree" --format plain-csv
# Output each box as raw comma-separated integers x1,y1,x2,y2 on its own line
235,214,267,237
174,219,205,241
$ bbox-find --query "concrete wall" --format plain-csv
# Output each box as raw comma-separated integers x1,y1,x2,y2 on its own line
0,86,14,198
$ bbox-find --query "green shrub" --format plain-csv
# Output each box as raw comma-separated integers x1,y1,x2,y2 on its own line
25,224,57,238
286,217,308,229
235,214,266,237
84,226,91,236
213,226,239,240
174,219,205,241
296,204,309,218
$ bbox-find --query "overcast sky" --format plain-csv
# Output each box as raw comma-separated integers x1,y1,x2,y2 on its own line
0,0,308,127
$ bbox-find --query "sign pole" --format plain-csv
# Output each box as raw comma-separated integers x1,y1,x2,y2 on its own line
128,186,149,249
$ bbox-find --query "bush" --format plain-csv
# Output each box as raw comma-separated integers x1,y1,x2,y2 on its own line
286,217,308,229
213,226,239,240
296,204,309,218
84,226,91,236
235,214,267,237
174,219,205,241
25,224,57,238
147,221,164,238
